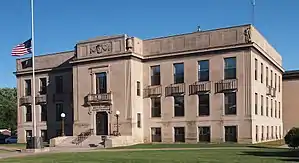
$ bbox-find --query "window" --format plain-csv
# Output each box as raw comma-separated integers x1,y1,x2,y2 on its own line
270,70,273,87
198,94,209,116
151,127,161,142
255,93,258,115
174,63,184,84
25,105,32,122
271,99,273,117
266,126,269,140
151,97,161,117
198,127,210,142
278,102,281,119
255,59,258,80
275,101,277,118
271,126,274,139
256,125,258,142
266,97,269,116
174,127,185,142
25,79,31,96
261,126,264,141
174,96,184,117
278,76,281,92
55,76,63,94
224,92,236,115
151,65,160,86
26,130,32,138
137,81,141,96
261,63,263,83
137,113,141,128
21,59,32,69
261,95,264,116
266,67,269,86
275,126,278,139
275,73,277,89
279,126,281,139
41,104,47,122
39,78,47,95
41,130,48,142
96,72,107,94
225,126,237,142
56,103,63,121
224,57,236,79
198,60,209,81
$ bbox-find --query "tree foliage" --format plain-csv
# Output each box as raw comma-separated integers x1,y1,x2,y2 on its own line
284,127,299,149
0,88,17,131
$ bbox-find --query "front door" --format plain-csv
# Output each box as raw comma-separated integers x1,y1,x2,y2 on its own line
96,111,108,135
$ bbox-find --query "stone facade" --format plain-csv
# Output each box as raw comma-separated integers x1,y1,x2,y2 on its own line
15,24,283,144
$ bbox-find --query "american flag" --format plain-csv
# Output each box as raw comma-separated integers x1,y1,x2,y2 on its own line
11,39,32,56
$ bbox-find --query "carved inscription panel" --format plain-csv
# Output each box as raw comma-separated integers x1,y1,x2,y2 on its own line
89,42,112,55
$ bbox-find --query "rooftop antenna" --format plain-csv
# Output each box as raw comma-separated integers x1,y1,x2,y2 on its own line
197,25,201,32
251,0,256,25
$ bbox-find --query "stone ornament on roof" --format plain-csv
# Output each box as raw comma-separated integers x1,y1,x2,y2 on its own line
244,27,252,43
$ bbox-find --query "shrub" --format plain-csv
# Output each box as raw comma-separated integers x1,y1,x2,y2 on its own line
284,127,299,148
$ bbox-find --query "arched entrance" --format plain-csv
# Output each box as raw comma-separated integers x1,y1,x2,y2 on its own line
96,111,109,135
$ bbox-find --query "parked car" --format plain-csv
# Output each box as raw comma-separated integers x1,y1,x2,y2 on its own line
5,136,17,144
0,134,10,144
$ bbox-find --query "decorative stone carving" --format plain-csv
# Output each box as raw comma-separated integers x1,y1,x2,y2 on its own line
92,105,111,112
90,42,112,55
126,37,133,51
244,27,251,43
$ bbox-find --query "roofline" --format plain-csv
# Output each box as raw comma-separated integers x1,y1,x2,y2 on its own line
16,50,74,61
283,70,299,80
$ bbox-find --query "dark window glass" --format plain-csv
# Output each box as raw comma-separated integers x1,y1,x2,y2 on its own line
96,72,107,94
55,76,63,94
151,97,161,117
266,67,269,86
39,78,47,95
224,57,236,79
266,97,269,116
198,60,209,81
26,130,32,138
198,127,210,142
198,94,209,116
41,104,47,122
137,81,141,96
25,79,31,96
225,126,237,142
174,96,184,117
137,113,141,128
255,59,258,80
224,92,236,115
261,95,264,116
41,130,48,142
255,93,258,115
151,66,160,86
261,63,263,83
174,63,184,84
151,127,161,142
174,127,185,142
26,105,32,122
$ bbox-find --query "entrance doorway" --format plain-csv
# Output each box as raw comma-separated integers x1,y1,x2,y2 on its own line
96,111,108,135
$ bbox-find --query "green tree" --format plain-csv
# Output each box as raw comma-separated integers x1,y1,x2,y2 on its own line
285,127,299,149
0,88,17,132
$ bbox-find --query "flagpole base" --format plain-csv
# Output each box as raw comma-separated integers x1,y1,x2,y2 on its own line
26,136,44,149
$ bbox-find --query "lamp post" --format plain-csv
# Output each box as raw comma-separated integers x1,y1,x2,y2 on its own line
115,111,120,136
60,113,66,136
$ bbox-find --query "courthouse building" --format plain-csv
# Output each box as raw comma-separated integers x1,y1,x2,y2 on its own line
15,24,283,145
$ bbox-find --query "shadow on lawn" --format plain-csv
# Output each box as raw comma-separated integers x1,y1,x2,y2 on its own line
242,149,299,162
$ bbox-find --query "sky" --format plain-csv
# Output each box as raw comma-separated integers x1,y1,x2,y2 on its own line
0,0,298,88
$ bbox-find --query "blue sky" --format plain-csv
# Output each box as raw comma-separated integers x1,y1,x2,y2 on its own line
0,0,298,88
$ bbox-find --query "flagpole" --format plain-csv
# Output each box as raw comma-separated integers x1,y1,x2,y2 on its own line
251,0,256,25
31,0,37,138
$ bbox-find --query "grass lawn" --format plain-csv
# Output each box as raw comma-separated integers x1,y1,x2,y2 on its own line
0,148,298,163
0,143,26,149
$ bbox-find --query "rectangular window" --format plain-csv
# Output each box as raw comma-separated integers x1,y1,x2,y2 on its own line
271,126,274,139
278,102,281,119
279,126,281,139
255,93,258,115
224,92,236,115
25,105,32,122
278,76,281,92
174,63,184,84
174,96,184,117
198,126,210,142
271,99,273,117
275,100,277,118
55,76,63,94
256,125,258,142
151,65,160,86
137,113,141,128
198,94,209,116
275,73,277,89
56,103,63,121
96,72,107,94
224,57,236,79
41,130,48,142
137,81,141,96
261,126,264,141
25,79,31,96
225,126,237,142
151,97,161,117
275,126,278,139
270,70,273,87
266,67,269,86
41,104,47,122
267,126,269,140
151,127,161,142
174,127,185,142
255,59,258,80
198,60,209,81
26,130,32,138
39,78,47,95
261,95,264,116
261,63,263,83
266,97,269,116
